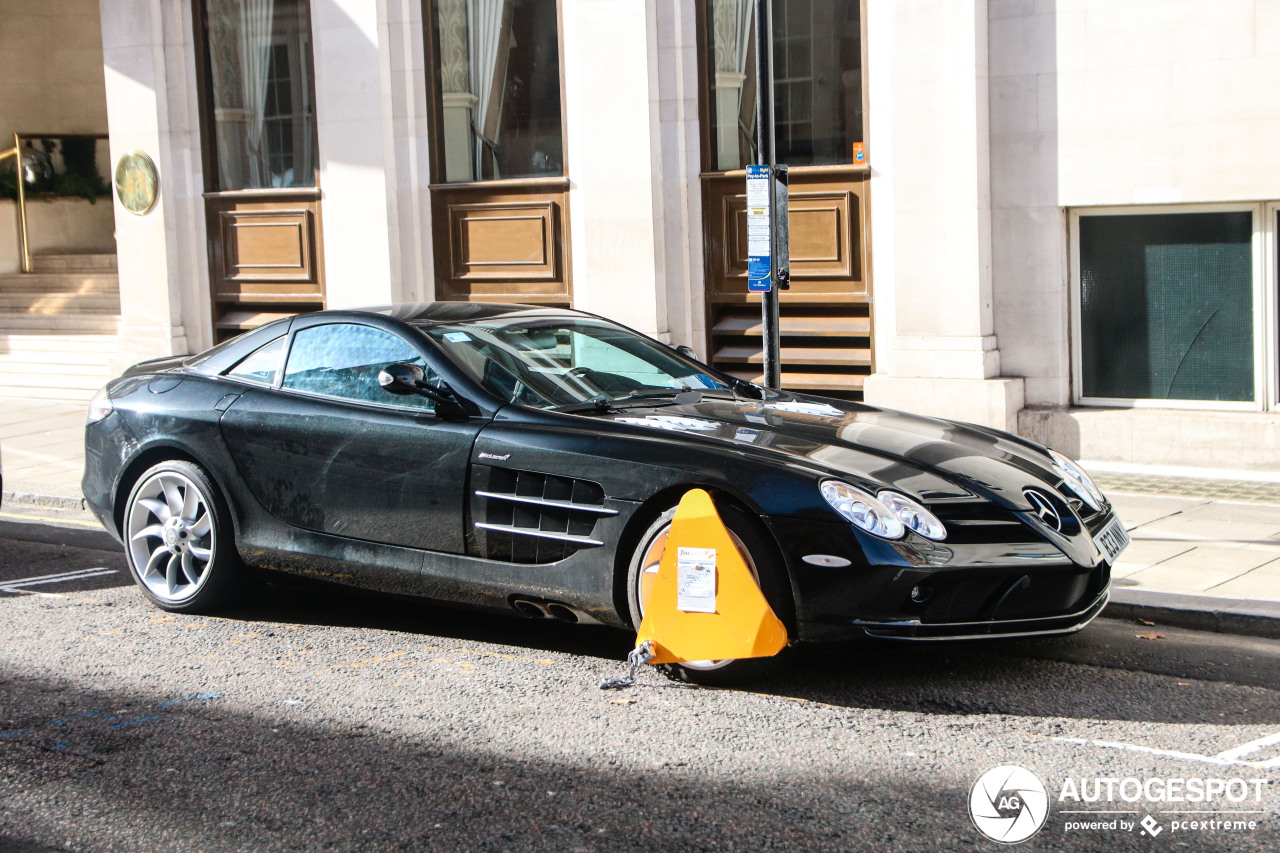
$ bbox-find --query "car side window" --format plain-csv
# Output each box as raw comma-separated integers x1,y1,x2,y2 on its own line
282,323,438,411
224,336,285,385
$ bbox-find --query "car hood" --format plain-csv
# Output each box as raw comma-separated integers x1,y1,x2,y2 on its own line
596,395,1067,511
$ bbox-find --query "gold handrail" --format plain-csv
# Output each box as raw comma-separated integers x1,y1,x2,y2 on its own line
0,132,32,273
2,132,111,274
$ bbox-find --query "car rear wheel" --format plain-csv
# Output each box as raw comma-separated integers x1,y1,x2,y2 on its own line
625,502,790,686
123,460,259,613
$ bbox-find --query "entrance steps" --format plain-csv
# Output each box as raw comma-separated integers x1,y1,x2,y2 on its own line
0,253,121,403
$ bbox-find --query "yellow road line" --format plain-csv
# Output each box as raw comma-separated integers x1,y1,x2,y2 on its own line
0,507,102,527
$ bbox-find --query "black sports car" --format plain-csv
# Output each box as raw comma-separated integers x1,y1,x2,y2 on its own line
83,303,1128,683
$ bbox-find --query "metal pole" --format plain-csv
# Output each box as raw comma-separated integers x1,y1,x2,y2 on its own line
13,134,31,273
753,0,782,390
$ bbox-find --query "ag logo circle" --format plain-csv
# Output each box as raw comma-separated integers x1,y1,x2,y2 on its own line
968,765,1050,844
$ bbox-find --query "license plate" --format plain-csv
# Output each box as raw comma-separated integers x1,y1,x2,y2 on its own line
1093,515,1130,563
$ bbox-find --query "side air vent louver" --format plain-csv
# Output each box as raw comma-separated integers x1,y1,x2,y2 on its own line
471,468,615,564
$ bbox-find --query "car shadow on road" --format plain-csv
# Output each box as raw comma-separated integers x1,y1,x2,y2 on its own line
224,580,1280,728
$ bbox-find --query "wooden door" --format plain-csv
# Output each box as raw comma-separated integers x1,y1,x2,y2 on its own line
205,191,324,338
194,0,324,342
703,167,871,399
430,180,571,306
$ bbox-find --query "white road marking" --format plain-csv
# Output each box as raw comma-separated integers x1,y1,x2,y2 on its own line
0,568,118,593
0,567,115,585
1054,733,1280,769
1215,731,1280,762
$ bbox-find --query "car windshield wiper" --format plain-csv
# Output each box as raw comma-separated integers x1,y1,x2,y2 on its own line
551,388,703,414
551,397,620,414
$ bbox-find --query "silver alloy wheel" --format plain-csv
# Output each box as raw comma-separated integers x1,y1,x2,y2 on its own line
635,521,760,672
126,470,216,603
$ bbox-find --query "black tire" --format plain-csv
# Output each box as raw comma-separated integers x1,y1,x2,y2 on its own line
625,501,792,686
122,460,260,614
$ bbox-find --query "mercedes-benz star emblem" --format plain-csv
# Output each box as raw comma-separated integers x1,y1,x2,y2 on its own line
1024,490,1062,532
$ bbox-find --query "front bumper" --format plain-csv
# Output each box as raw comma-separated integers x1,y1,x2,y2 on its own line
768,510,1118,644
845,587,1109,641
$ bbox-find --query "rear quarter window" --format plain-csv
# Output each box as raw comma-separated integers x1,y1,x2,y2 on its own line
224,336,285,385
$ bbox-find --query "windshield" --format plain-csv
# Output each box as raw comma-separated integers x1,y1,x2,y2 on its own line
418,317,731,409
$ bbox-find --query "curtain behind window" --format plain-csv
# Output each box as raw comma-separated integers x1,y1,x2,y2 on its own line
206,0,316,190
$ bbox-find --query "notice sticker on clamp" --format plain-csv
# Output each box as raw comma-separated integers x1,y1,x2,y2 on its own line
676,547,717,613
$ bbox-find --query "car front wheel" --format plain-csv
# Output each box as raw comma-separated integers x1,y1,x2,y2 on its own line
123,460,258,613
625,502,791,686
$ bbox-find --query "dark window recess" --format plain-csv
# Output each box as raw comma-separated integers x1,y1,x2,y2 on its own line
430,0,563,182
705,0,863,171
1080,212,1254,402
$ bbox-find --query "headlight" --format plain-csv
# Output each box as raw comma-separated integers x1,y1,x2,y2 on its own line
820,480,947,541
877,491,948,541
86,386,114,425
1048,449,1105,511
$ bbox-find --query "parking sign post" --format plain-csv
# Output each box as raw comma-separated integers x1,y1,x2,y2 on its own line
752,0,787,390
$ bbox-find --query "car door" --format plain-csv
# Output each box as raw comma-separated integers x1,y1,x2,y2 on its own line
218,320,485,553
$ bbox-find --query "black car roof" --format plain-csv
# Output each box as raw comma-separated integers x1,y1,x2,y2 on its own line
184,303,594,375
357,302,585,325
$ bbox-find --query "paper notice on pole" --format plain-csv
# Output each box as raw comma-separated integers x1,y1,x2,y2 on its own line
746,167,770,207
676,547,717,613
746,164,772,292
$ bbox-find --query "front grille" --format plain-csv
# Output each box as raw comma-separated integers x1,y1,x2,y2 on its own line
922,577,1007,621
1053,481,1107,527
471,468,614,564
993,573,1090,618
919,567,1103,623
927,501,1042,545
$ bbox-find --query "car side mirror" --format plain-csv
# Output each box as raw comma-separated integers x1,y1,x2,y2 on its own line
378,361,426,395
676,344,698,360
378,362,466,417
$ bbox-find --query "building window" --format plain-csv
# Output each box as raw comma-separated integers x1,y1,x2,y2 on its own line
705,0,863,171
202,0,317,190
1074,209,1257,405
430,0,564,182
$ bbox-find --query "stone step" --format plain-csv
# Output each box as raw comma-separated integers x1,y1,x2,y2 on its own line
0,383,101,403
0,333,119,354
0,292,121,315
0,347,113,368
0,368,109,391
0,321,122,402
0,312,121,334
29,252,118,273
0,273,119,294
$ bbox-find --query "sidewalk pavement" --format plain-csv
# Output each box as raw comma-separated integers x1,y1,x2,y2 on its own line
3,397,1279,638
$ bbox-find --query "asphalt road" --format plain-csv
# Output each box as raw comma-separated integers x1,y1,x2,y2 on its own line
1,508,1277,852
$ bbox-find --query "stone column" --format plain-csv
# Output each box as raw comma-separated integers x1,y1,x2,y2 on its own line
560,0,702,347
311,0,435,306
862,0,1024,430
100,0,208,366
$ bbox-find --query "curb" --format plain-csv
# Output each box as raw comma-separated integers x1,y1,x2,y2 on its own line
2,489,88,512
1105,589,1280,641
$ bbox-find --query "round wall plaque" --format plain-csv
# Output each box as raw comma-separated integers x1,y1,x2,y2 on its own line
114,151,159,215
